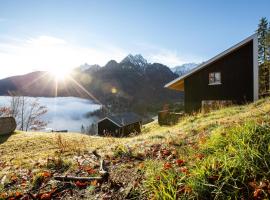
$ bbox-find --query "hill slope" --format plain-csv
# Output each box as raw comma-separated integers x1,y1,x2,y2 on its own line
1,98,270,199
0,55,182,115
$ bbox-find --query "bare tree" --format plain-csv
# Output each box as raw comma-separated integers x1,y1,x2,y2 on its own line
0,107,10,117
0,95,48,131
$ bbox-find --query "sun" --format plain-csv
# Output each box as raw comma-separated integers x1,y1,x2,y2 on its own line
49,69,71,81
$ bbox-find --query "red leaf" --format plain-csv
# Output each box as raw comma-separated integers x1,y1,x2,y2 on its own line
15,191,23,198
249,181,257,189
43,171,51,178
176,159,185,166
163,162,172,170
84,167,96,175
179,166,188,174
254,188,262,199
40,193,51,200
75,181,88,188
162,150,170,156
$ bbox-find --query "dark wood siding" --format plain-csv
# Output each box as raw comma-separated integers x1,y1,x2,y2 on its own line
98,119,120,136
122,122,141,135
184,41,254,113
98,119,142,137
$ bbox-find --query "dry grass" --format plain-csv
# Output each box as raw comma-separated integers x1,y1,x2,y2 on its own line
1,98,270,178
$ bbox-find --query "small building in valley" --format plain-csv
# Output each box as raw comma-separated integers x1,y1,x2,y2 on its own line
165,34,259,113
97,112,142,137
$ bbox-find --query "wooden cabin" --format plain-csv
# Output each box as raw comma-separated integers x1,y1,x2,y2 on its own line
97,112,142,137
165,34,259,113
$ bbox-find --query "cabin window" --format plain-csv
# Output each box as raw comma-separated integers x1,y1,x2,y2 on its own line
209,72,221,85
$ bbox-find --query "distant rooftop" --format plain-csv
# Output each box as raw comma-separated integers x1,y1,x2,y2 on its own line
99,112,142,127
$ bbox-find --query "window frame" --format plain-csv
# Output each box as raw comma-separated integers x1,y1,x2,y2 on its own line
209,72,222,85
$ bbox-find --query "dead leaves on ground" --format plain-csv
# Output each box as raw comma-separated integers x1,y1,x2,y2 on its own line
249,179,270,199
1,142,198,199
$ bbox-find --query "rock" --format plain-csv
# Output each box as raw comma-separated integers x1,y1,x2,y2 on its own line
0,117,16,136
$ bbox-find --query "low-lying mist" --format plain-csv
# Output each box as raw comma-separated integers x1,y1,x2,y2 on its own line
0,96,101,132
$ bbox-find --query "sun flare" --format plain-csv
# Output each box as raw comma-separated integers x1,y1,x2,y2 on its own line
49,69,71,81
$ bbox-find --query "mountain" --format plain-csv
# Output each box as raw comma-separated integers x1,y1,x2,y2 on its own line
0,71,89,97
171,63,198,76
0,55,182,114
79,63,101,73
120,54,148,68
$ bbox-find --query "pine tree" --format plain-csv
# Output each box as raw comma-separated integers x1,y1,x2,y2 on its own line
267,25,270,61
81,124,85,133
257,17,270,97
257,17,268,64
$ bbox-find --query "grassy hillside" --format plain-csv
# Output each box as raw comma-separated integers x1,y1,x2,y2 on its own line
1,98,270,199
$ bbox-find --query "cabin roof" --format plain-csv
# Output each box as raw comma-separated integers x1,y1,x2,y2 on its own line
98,112,142,127
164,34,257,90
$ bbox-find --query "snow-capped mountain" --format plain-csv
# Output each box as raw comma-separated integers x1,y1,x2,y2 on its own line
79,63,100,72
121,54,148,68
171,63,198,76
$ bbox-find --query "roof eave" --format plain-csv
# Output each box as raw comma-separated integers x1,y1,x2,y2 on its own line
98,117,122,127
165,34,257,89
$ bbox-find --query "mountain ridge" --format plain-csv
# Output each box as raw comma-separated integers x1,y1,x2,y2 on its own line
171,62,198,76
0,55,183,114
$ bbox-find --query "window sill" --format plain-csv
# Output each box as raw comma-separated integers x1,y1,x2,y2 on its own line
208,82,222,86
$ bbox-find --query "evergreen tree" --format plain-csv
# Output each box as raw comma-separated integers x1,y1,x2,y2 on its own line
257,17,270,97
81,124,85,133
257,17,268,64
267,25,270,61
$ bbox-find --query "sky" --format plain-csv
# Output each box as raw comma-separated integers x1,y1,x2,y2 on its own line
0,0,270,78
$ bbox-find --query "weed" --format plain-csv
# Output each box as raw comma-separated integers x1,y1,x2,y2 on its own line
32,172,45,190
46,155,71,172
55,134,69,153
113,145,133,158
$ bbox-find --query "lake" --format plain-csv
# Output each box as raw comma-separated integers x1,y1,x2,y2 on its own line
0,96,101,132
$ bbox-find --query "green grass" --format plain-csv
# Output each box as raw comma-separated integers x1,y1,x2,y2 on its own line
142,98,270,199
1,97,270,198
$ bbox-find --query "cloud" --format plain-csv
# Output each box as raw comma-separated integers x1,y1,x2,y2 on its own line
0,34,204,78
0,35,127,78
27,35,67,46
133,42,204,67
147,50,186,67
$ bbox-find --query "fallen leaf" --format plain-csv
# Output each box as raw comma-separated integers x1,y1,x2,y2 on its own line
195,153,205,160
40,193,51,200
176,159,185,166
43,171,51,178
249,181,257,189
15,191,23,198
162,150,170,156
84,167,96,175
163,162,172,170
75,181,88,188
91,180,98,186
138,163,144,169
254,188,262,199
10,175,18,182
179,166,188,174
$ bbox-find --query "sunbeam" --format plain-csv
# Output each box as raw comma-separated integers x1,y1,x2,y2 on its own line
68,76,104,107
